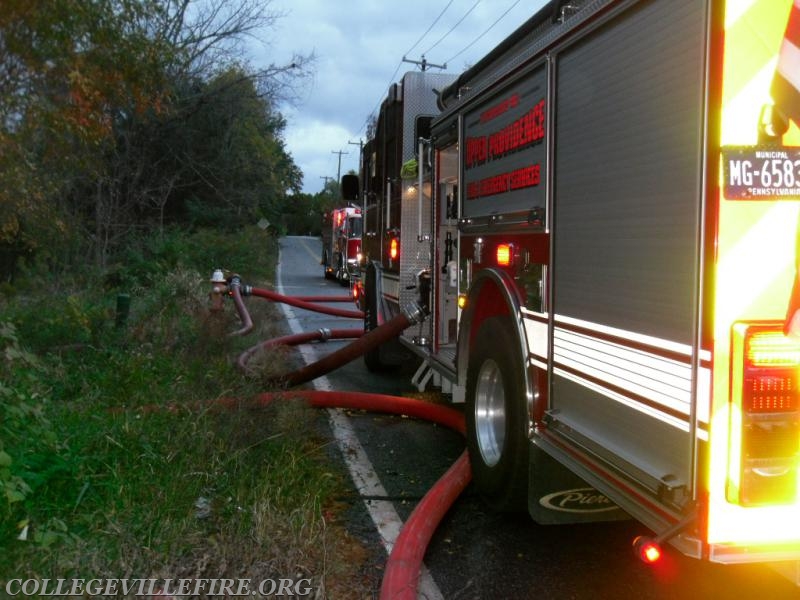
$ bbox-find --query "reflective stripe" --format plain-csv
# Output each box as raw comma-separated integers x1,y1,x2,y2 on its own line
552,326,711,425
772,0,800,122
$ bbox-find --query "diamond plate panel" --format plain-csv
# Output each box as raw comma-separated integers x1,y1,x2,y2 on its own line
397,71,457,342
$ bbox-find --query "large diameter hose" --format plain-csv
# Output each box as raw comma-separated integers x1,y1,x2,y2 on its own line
129,389,469,600
273,306,424,387
237,328,362,373
210,390,470,600
289,294,355,303
244,390,465,433
250,286,364,319
381,451,471,600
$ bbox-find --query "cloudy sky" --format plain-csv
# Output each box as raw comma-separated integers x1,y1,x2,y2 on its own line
247,0,550,194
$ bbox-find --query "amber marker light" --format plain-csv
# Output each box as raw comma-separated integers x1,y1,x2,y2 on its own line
496,243,512,266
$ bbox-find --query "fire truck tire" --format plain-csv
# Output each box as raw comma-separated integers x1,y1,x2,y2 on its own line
466,316,529,512
336,253,345,284
322,249,332,279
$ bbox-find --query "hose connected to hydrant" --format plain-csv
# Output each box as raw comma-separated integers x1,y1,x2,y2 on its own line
249,286,364,320
211,269,471,600
270,305,424,387
236,328,363,373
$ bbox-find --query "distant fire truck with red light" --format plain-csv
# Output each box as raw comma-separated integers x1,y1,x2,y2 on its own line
322,206,362,285
347,0,800,580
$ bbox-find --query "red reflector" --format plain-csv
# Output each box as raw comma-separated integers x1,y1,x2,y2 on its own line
744,374,797,413
496,244,512,266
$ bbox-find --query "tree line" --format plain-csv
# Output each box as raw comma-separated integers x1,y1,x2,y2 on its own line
1,0,327,279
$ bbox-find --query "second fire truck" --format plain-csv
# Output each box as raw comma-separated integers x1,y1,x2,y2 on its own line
323,205,362,286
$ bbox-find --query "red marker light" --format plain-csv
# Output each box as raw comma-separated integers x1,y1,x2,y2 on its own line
389,237,399,260
632,536,662,564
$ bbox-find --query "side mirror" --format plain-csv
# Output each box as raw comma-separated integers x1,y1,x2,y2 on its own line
341,174,360,202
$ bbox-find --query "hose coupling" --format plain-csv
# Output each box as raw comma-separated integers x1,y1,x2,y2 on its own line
317,328,332,341
402,301,426,325
241,284,253,296
229,274,242,289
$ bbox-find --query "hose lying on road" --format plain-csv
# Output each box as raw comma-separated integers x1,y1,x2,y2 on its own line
196,391,470,600
270,308,421,387
234,285,423,388
223,274,468,599
236,328,363,373
284,294,355,303
249,286,364,319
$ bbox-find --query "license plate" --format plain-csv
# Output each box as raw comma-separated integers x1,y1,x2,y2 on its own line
722,147,800,200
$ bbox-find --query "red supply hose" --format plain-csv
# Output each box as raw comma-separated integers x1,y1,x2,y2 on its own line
250,286,364,319
128,389,470,600
219,275,463,599
380,451,472,600
203,390,470,600
237,328,363,372
272,309,420,387
290,294,355,303
247,390,466,434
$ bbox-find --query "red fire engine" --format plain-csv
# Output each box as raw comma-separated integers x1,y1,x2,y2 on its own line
322,206,362,286
352,0,800,578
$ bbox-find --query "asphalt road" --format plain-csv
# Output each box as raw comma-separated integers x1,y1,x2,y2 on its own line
273,235,800,600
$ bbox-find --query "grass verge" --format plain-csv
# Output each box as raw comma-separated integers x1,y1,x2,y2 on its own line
0,227,372,598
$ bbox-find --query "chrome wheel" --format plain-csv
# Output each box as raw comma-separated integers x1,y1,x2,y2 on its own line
474,358,506,467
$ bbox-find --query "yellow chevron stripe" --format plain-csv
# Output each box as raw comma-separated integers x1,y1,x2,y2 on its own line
723,0,793,144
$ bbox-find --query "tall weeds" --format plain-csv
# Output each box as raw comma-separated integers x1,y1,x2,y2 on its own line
0,227,369,597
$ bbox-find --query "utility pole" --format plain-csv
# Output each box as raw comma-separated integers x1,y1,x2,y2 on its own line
347,138,367,210
319,175,332,191
402,54,447,72
331,149,349,185
348,139,363,155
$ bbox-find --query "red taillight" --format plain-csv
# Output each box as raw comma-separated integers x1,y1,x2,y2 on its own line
728,323,800,506
389,237,399,260
747,329,800,368
496,243,512,266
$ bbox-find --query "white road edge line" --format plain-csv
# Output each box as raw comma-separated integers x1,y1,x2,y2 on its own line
276,243,443,600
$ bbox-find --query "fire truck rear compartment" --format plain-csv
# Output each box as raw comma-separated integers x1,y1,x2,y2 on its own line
536,0,709,544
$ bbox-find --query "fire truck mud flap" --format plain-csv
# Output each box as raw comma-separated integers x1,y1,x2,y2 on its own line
364,262,415,370
527,445,628,524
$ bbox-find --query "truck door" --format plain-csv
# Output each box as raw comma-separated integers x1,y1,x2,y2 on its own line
545,0,709,528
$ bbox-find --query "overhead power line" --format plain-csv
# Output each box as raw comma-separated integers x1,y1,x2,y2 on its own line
357,0,470,137
424,0,481,56
445,0,521,65
361,0,519,137
404,0,455,56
